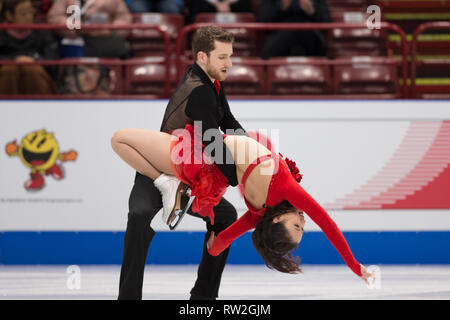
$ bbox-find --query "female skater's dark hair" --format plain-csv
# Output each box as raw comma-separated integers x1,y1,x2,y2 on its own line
251,201,302,274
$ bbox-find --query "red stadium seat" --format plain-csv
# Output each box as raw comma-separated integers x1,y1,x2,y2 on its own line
129,13,184,57
328,28,390,58
223,58,265,95
194,13,258,56
266,57,331,95
332,57,400,96
125,57,176,95
328,10,390,58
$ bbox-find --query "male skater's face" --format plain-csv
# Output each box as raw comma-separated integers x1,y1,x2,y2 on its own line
202,40,233,82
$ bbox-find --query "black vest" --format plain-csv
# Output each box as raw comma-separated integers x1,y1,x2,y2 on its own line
160,63,219,133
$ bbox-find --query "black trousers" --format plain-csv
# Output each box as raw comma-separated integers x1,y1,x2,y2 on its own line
118,172,238,300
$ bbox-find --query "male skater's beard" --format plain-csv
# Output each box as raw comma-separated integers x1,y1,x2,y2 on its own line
206,61,226,82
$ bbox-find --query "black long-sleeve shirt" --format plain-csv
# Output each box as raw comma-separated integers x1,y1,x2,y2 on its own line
160,63,246,186
188,0,253,23
0,30,59,60
259,0,331,23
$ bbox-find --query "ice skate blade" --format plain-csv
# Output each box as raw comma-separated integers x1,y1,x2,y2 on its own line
168,195,194,230
163,182,189,225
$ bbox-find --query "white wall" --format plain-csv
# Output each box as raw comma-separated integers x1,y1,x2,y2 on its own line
1,99,450,231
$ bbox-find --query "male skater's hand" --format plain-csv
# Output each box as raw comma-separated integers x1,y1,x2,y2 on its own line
207,231,216,250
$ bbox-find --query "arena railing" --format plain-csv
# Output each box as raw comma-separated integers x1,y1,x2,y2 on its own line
0,23,172,99
410,21,450,99
175,22,409,99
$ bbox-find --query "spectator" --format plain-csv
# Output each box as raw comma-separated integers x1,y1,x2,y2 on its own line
47,0,132,59
31,0,53,22
0,0,58,94
187,0,253,23
125,0,184,14
259,0,331,59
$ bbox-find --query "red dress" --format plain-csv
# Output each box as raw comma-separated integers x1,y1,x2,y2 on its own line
170,123,229,225
207,153,363,277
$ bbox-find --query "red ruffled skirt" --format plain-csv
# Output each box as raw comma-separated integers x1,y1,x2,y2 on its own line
169,124,229,225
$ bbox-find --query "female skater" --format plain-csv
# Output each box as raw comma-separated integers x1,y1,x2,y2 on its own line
111,124,375,284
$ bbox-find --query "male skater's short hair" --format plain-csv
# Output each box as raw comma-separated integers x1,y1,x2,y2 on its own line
192,26,235,61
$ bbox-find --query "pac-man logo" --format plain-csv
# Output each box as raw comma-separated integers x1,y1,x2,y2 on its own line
5,129,78,191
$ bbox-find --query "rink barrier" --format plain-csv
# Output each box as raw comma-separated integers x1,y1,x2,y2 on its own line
1,231,449,265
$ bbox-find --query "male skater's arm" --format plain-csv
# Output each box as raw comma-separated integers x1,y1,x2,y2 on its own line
219,92,248,135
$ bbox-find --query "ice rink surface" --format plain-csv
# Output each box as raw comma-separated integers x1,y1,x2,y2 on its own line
1,264,450,300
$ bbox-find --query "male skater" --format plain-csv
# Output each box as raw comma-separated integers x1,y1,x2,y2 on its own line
118,26,246,300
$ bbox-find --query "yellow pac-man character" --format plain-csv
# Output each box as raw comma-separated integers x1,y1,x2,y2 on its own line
5,129,78,191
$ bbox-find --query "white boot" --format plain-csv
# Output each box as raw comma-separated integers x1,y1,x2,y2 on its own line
154,174,188,226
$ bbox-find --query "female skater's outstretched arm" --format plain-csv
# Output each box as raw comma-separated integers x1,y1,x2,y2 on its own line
207,210,257,256
282,181,362,276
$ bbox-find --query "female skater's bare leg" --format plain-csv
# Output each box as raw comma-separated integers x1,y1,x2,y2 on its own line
111,128,189,226
111,128,175,180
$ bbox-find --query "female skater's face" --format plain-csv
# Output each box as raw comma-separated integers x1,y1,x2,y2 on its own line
199,40,233,82
273,210,305,244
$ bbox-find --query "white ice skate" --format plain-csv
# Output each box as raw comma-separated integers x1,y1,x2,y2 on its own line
154,174,194,230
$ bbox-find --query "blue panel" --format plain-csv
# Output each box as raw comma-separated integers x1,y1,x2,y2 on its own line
0,232,125,264
1,231,449,265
